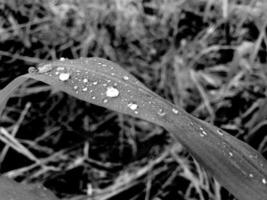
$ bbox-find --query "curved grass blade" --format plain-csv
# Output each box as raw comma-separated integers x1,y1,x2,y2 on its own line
1,57,267,200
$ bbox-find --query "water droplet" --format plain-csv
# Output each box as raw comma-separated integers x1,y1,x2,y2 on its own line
217,129,224,136
92,96,96,100
249,173,254,178
103,99,108,103
82,87,88,92
128,102,138,111
202,131,207,136
172,108,179,114
56,67,65,71
28,67,38,73
83,78,88,83
263,178,267,184
38,64,53,73
111,73,115,76
106,86,120,97
74,86,78,90
102,64,107,67
59,73,71,81
200,133,205,137
229,152,233,157
157,108,166,116
93,81,98,85
123,76,129,80
59,57,66,61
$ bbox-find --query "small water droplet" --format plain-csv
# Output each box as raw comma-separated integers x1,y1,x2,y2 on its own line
83,78,88,83
172,108,179,114
93,81,98,85
229,152,233,157
59,73,71,81
38,64,53,73
59,57,66,61
202,131,207,135
102,64,107,67
82,87,88,92
28,67,38,73
128,102,138,111
157,108,166,116
111,73,115,76
249,173,254,178
56,67,65,71
106,86,120,97
123,76,129,80
217,129,224,136
103,99,108,103
262,178,267,184
92,96,96,100
74,86,78,90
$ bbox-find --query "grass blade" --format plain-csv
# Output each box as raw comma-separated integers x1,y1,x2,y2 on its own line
1,57,267,200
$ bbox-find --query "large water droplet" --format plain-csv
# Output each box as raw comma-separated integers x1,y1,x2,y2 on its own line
128,102,138,111
59,73,71,81
106,86,120,97
157,108,166,116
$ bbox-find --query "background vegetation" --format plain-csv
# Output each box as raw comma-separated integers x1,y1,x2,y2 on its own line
0,0,267,199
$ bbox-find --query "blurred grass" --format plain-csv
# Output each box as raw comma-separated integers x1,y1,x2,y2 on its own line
0,0,267,199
